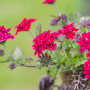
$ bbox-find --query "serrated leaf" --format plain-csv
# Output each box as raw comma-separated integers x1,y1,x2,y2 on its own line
36,23,42,36
53,47,60,61
12,47,24,61
75,59,87,67
75,43,80,53
49,15,59,18
47,66,58,78
63,39,68,49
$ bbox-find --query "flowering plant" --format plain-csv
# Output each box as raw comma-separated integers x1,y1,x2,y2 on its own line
0,0,90,85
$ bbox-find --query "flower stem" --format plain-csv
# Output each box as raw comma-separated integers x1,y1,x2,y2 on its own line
50,50,58,61
28,30,35,39
69,39,76,54
3,44,14,59
57,25,61,29
3,56,8,60
0,60,9,63
21,64,36,67
61,43,67,57
53,3,61,16
61,42,70,64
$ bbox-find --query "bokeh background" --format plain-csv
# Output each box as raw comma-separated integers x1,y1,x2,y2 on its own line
0,0,87,90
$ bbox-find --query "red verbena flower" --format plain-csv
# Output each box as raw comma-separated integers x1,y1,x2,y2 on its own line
32,30,57,56
0,26,15,42
57,23,79,39
43,0,55,4
63,23,79,39
86,51,90,57
83,58,90,80
15,18,37,35
77,32,90,53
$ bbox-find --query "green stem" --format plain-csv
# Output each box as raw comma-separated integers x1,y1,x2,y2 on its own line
50,50,58,61
87,26,89,32
53,3,61,16
3,44,14,60
0,60,9,63
61,42,70,64
28,30,35,39
61,43,67,57
20,64,36,67
69,39,76,54
3,56,8,60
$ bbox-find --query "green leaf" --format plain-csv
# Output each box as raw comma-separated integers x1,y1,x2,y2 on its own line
36,23,42,36
81,27,87,33
75,43,80,53
12,47,24,61
49,15,59,18
8,57,15,64
47,66,58,78
53,47,60,62
63,39,68,49
75,59,87,67
8,47,24,64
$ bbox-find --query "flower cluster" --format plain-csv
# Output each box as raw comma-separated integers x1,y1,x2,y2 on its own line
43,0,56,4
59,14,68,24
83,58,90,80
58,23,79,39
77,32,90,54
32,30,57,56
0,26,15,42
82,21,90,28
10,63,16,70
15,18,36,35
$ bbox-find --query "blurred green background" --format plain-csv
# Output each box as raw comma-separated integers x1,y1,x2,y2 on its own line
0,0,84,90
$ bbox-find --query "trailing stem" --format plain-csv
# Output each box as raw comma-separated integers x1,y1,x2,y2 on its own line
28,30,35,39
20,64,36,67
50,50,58,61
69,39,76,54
53,3,61,16
3,56,8,60
3,44,14,60
61,42,71,64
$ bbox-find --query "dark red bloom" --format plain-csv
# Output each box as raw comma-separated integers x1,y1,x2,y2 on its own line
62,23,79,39
86,51,90,57
32,30,57,56
66,31,75,39
15,18,37,35
43,0,55,4
57,23,79,39
83,58,90,80
0,26,15,42
77,32,90,53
